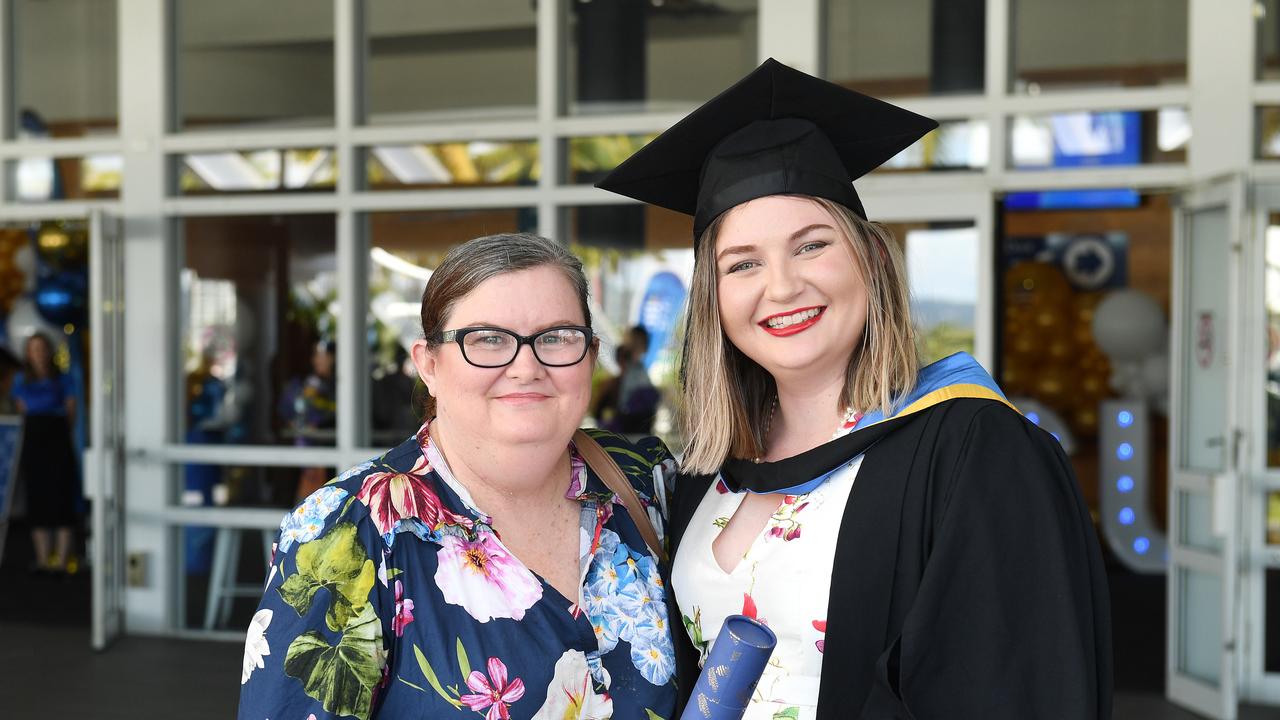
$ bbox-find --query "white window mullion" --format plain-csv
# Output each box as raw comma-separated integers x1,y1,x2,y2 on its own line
335,0,364,451
536,0,563,241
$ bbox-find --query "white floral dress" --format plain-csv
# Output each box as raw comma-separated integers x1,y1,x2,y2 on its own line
670,453,863,720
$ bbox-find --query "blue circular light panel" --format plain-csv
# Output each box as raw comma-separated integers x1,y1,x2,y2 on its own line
1116,475,1135,493
1116,442,1134,461
1118,507,1136,525
1117,410,1134,427
1025,411,1041,426
1133,536,1150,554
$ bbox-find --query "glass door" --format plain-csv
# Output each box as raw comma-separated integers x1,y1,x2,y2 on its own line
1244,184,1280,707
1167,176,1245,719
89,210,126,650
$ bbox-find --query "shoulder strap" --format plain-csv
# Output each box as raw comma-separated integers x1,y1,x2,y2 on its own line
572,429,668,564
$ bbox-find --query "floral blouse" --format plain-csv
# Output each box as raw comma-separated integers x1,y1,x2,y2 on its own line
238,423,679,720
670,454,863,720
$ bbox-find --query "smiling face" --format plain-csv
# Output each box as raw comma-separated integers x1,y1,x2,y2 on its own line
412,265,595,447
715,195,869,383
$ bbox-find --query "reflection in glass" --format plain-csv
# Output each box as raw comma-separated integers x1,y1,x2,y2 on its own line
12,0,119,137
7,154,123,202
365,141,538,191
1010,108,1189,170
563,135,656,184
176,149,336,195
1011,0,1187,93
180,215,337,449
826,0,984,96
1260,0,1280,81
878,120,988,172
1256,107,1280,160
1269,492,1280,545
1177,567,1222,684
563,204,694,449
363,1,536,125
566,0,758,116
1265,216,1280,467
177,464,303,632
367,208,538,447
883,222,978,362
174,0,334,130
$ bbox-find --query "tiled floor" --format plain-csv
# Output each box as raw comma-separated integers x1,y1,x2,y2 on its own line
1,620,1278,719
1,526,1278,719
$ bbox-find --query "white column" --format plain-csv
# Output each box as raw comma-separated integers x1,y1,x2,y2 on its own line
1188,0,1254,179
119,0,174,634
758,0,821,74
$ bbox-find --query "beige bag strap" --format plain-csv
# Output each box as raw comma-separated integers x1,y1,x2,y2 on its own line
572,429,668,564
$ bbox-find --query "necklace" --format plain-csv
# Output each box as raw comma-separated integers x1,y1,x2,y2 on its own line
753,399,861,463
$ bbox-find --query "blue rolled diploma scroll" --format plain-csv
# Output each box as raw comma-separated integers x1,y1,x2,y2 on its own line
681,614,778,719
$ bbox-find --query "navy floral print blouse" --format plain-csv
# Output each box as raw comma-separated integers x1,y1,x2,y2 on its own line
237,423,678,720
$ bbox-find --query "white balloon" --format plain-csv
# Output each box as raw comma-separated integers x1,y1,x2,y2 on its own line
11,244,35,291
1092,290,1167,362
7,296,63,357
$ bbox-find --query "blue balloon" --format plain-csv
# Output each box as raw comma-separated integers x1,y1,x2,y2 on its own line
34,271,86,326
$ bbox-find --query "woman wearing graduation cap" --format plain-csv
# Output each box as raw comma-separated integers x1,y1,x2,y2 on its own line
598,59,1112,719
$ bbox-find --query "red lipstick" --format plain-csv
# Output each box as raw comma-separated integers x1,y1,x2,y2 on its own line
758,306,825,337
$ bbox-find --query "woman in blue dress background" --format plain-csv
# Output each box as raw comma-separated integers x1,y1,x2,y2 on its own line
12,332,79,574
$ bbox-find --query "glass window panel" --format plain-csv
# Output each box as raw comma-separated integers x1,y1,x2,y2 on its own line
566,0,758,116
11,0,118,138
1259,0,1280,81
1182,206,1229,472
5,154,122,202
1257,107,1280,160
562,135,656,185
1267,567,1280,673
1010,108,1188,170
882,221,978,363
562,204,693,449
1268,491,1280,545
366,208,538,448
174,149,336,195
1177,489,1222,553
180,215,337,447
877,120,989,173
826,0,984,96
1176,567,1222,685
174,0,334,130
1264,214,1280,466
1010,0,1188,93
363,1,536,125
364,141,538,191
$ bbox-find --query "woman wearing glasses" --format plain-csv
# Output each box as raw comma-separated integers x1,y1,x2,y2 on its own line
238,234,678,720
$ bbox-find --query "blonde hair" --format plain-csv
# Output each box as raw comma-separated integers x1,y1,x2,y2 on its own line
679,196,919,474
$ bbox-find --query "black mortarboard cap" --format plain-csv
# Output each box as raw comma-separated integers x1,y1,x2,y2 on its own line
595,58,938,241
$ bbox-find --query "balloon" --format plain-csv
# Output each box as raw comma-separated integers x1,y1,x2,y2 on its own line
7,296,64,357
1092,289,1167,362
1004,261,1072,310
34,271,87,326
11,243,35,291
34,220,88,271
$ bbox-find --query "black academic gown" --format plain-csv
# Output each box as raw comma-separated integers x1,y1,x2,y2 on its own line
665,398,1113,719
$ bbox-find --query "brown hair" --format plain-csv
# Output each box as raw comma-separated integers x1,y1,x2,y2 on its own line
418,233,593,416
679,196,919,474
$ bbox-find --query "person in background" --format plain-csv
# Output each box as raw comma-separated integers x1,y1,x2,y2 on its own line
279,340,337,500
614,325,659,435
12,332,79,574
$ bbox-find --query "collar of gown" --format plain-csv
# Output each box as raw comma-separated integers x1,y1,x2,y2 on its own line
720,352,1017,494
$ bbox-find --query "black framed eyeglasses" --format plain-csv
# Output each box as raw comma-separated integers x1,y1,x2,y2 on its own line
432,325,595,368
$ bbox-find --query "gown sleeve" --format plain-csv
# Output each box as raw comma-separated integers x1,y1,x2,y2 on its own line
237,487,397,720
860,403,1113,720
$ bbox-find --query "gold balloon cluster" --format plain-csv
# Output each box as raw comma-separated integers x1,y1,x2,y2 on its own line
0,229,28,312
1001,261,1113,436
